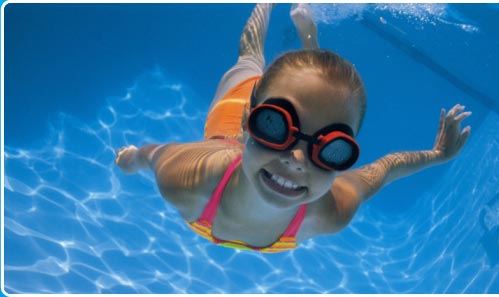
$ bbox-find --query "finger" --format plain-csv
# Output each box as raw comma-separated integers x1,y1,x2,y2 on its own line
438,108,446,132
447,104,465,118
455,111,472,122
115,147,125,155
435,108,446,145
457,125,471,150
447,104,459,117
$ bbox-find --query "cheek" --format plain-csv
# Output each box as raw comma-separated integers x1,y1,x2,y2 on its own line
242,139,274,172
306,168,336,197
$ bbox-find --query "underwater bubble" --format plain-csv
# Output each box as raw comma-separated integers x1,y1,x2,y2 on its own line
310,4,367,24
311,3,479,33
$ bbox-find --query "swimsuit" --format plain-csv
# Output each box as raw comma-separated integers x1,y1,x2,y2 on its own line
187,155,307,253
187,75,307,253
204,75,261,140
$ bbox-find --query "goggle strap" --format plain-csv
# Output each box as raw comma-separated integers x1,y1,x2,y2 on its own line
294,131,320,144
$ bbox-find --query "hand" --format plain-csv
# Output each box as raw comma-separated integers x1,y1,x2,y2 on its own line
433,104,471,162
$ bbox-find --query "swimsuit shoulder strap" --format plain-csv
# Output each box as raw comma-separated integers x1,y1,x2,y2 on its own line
197,155,242,223
280,204,307,238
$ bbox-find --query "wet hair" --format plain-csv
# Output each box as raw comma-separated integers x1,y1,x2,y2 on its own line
255,49,366,135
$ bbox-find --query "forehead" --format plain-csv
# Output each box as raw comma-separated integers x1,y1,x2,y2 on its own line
261,70,360,134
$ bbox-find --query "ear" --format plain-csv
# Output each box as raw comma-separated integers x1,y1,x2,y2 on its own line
240,129,250,144
241,102,250,132
250,82,258,108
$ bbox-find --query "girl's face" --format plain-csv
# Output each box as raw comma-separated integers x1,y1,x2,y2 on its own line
242,69,361,209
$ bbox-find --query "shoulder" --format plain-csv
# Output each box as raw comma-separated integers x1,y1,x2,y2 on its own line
154,139,243,220
156,139,242,175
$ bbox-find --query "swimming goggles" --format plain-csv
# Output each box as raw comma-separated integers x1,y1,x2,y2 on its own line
247,87,360,171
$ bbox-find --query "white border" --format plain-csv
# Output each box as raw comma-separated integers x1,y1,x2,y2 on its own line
1,1,497,296
2,1,7,296
1,0,497,4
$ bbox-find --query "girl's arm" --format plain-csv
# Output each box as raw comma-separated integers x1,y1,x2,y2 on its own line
337,104,471,203
115,140,242,219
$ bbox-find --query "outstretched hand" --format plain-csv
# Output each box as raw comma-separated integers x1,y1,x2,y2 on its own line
433,104,472,162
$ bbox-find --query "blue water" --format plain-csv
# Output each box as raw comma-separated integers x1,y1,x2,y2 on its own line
3,3,499,294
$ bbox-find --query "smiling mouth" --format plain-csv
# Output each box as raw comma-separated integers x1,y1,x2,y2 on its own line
259,169,307,198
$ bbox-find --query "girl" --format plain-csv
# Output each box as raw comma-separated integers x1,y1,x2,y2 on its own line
115,4,471,253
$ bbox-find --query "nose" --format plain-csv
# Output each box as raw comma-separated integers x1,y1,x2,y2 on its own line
280,148,307,172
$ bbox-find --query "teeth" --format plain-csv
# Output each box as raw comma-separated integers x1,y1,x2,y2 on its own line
268,172,300,190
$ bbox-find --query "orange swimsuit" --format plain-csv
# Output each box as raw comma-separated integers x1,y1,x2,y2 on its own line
204,75,260,140
186,75,307,253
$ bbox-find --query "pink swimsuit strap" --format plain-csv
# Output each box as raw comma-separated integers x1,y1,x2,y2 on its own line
198,155,242,223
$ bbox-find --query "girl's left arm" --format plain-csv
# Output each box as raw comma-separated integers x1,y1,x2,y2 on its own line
336,104,472,202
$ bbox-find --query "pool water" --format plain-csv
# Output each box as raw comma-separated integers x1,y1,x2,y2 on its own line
3,3,499,294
